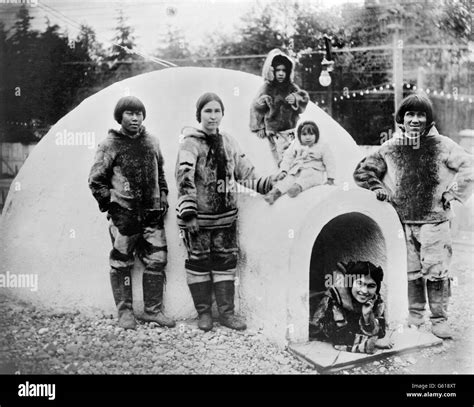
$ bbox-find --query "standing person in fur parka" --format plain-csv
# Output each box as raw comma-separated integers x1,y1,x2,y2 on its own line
88,96,175,330
353,94,474,339
176,92,274,332
250,48,309,164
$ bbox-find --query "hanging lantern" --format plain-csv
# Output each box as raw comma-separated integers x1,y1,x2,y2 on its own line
319,66,332,87
319,35,335,87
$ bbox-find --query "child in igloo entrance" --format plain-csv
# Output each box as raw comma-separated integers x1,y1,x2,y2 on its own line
309,261,394,354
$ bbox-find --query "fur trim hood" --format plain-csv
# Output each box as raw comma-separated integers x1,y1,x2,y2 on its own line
109,125,147,139
262,48,295,83
180,126,207,141
180,126,232,143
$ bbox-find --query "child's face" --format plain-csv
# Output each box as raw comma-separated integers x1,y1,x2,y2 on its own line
351,275,377,304
403,110,427,137
200,100,223,134
121,110,144,134
300,125,317,146
274,64,287,83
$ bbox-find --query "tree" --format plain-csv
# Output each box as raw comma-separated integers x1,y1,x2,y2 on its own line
77,24,105,63
156,25,191,62
441,0,471,42
1,7,102,142
104,9,152,83
209,0,298,74
2,6,42,142
73,25,107,101
8,4,35,52
109,9,137,62
0,22,8,137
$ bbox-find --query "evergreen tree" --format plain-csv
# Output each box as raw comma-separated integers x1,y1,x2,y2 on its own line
3,5,41,142
109,9,137,63
156,25,191,62
105,9,149,82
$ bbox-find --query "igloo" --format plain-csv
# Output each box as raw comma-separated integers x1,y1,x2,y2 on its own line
0,67,409,347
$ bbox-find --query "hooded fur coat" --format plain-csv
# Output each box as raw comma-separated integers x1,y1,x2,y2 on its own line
249,49,309,134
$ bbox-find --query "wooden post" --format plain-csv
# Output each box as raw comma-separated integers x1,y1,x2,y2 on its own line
392,24,403,130
417,66,426,90
327,82,333,117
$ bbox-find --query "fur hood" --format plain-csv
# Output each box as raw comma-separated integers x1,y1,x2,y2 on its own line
180,126,212,140
261,48,295,83
108,126,147,140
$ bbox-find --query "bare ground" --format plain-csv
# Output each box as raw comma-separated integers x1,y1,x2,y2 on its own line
0,243,472,375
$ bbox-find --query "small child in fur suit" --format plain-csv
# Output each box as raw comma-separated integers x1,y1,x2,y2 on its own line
249,49,309,164
264,120,336,204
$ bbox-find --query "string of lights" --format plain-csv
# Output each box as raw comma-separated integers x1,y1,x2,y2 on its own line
328,83,473,104
310,82,473,106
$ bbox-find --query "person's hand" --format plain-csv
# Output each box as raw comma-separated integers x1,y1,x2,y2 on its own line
325,178,335,185
285,94,296,105
375,336,394,349
361,298,375,321
374,188,389,202
185,217,199,234
256,129,267,139
441,191,454,210
269,173,279,184
277,171,287,181
160,191,169,215
258,95,271,106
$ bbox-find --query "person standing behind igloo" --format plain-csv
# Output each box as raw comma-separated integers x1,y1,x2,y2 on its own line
88,96,175,330
249,49,309,165
353,94,474,339
176,92,274,332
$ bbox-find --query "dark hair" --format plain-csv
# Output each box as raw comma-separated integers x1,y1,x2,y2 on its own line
114,96,146,124
271,54,292,81
395,94,434,126
344,261,384,294
195,92,225,123
296,120,320,144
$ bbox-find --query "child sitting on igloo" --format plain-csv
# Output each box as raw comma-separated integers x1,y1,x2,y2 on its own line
249,49,309,165
309,261,394,354
263,120,336,204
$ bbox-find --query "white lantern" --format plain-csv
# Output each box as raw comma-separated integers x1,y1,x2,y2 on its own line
319,70,332,87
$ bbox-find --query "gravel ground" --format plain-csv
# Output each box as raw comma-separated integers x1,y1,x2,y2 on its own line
1,243,471,376
0,299,316,375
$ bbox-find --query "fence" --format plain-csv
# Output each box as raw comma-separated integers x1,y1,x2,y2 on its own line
0,142,37,212
432,97,474,141
1,142,37,177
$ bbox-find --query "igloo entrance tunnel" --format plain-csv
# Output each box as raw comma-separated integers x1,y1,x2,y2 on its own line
1,67,412,348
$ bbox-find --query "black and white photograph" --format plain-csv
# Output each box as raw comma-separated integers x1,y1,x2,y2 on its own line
0,0,473,401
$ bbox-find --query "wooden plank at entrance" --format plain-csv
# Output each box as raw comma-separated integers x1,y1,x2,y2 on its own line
288,327,442,373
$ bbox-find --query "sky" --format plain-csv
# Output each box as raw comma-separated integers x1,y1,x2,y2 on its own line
0,0,364,55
